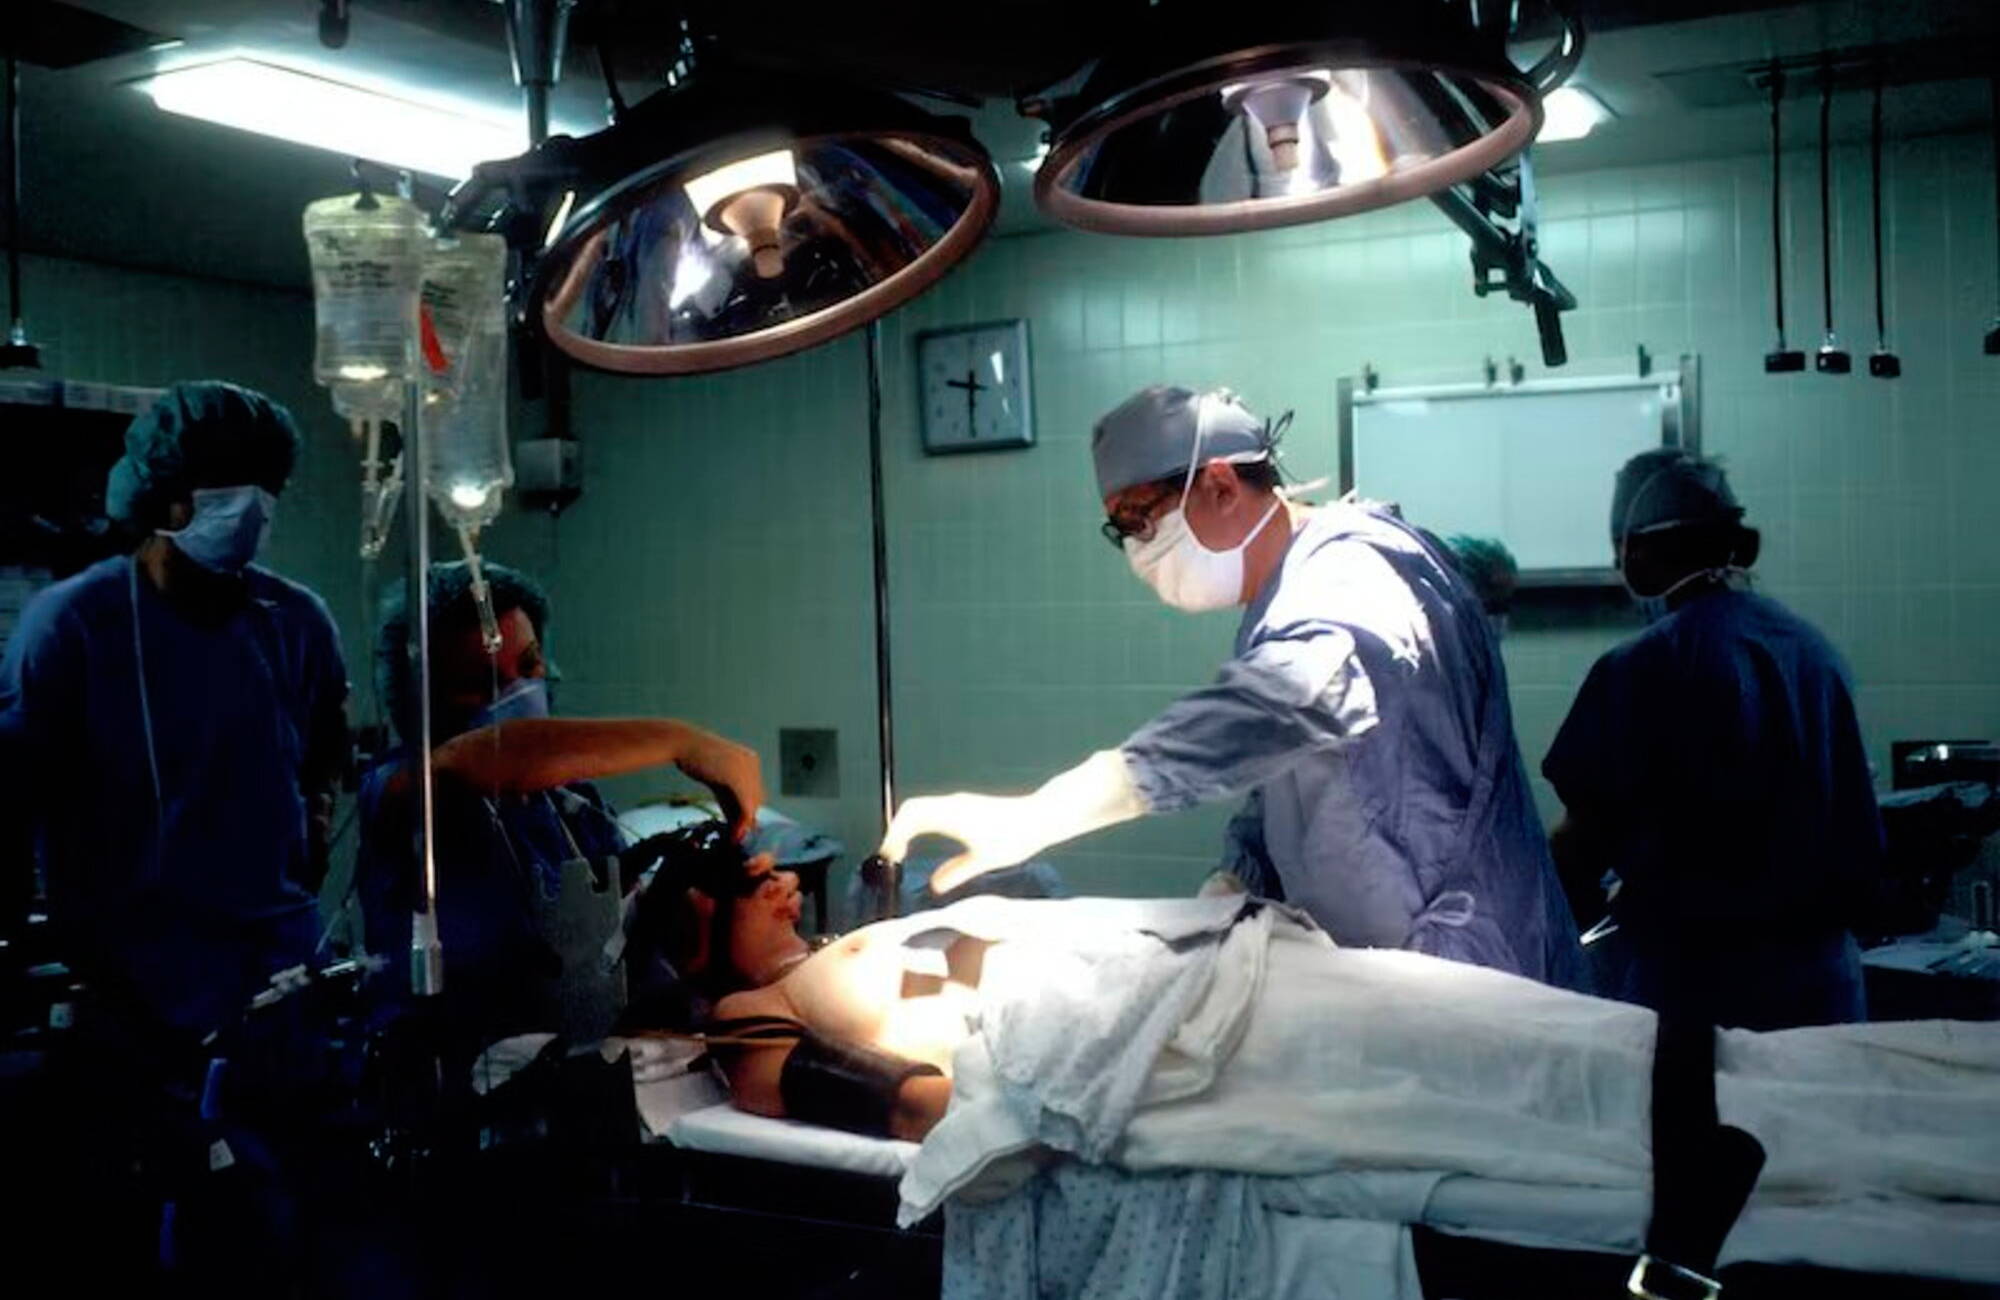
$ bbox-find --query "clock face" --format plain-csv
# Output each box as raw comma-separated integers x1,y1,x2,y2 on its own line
918,321,1034,453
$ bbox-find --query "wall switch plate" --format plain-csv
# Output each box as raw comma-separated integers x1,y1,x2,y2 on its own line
780,728,839,799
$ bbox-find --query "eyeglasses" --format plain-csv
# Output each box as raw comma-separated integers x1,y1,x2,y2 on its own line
1099,480,1183,549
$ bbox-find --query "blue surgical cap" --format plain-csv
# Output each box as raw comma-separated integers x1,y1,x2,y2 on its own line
375,560,552,743
105,381,302,528
1092,385,1277,499
1611,448,1743,542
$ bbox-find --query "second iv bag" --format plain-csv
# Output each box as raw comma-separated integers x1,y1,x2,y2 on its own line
303,192,426,559
419,232,513,653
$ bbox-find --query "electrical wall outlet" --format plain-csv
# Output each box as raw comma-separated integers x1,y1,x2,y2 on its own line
780,728,839,799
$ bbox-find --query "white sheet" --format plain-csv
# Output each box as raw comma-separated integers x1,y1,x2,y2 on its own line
668,1103,918,1179
909,897,2000,1290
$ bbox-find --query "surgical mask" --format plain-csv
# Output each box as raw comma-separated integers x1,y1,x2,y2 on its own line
1621,564,1742,624
1122,396,1283,613
470,676,550,730
158,485,277,574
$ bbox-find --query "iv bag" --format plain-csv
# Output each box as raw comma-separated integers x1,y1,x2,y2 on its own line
419,233,512,534
303,193,425,422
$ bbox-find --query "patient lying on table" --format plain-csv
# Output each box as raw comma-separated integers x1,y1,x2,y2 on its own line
637,825,2000,1220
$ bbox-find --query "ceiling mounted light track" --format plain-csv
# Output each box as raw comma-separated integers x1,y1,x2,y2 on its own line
445,61,999,376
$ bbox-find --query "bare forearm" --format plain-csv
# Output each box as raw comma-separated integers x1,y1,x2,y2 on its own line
432,718,695,796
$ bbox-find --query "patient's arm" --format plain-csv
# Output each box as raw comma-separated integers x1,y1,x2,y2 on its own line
713,959,964,1141
716,1036,950,1142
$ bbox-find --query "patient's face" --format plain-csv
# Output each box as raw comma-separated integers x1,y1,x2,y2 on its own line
730,859,810,986
686,851,809,989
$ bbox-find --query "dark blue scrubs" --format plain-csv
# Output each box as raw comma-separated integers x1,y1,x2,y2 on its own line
1545,588,1882,1028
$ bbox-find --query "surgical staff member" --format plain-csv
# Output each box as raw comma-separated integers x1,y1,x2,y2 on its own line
882,385,1584,986
355,560,766,1058
0,381,349,1284
0,380,348,1039
1544,449,1881,1029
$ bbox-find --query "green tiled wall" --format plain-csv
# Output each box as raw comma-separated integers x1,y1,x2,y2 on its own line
545,131,1999,907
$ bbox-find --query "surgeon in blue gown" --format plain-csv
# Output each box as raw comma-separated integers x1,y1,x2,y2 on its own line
1544,448,1882,1029
882,386,1584,987
0,381,350,1284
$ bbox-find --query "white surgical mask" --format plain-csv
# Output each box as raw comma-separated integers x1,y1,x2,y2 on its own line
158,485,277,574
1123,395,1282,613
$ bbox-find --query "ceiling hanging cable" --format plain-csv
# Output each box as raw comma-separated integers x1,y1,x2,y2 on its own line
1,57,41,369
1764,63,1803,373
1985,73,1999,356
1814,63,1850,374
1868,71,1899,378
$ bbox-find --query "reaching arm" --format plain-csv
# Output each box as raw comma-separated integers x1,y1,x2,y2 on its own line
878,749,1147,896
381,717,765,839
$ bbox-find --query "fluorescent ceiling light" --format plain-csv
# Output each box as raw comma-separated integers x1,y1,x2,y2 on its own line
141,57,538,179
1536,86,1611,143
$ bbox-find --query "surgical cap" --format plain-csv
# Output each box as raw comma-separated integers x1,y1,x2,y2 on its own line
375,560,551,743
1092,385,1275,499
1610,448,1743,542
105,381,302,527
1444,534,1519,614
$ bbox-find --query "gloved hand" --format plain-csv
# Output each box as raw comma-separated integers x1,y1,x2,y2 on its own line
671,724,765,842
879,750,1147,896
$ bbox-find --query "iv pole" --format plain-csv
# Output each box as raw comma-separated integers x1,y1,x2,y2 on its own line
408,0,574,995
405,380,444,995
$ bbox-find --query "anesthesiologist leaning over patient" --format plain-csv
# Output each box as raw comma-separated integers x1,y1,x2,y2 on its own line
354,561,766,1057
881,385,1584,987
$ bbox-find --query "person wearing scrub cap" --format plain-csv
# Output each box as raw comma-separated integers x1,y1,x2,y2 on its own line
1543,448,1882,1029
1,379,347,1033
354,561,767,1063
1442,534,1519,636
881,385,1585,988
0,380,350,1281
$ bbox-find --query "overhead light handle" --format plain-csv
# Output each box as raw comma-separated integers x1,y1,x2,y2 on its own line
1524,1,1588,97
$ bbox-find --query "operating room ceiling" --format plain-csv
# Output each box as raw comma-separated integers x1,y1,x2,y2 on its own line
4,0,1995,292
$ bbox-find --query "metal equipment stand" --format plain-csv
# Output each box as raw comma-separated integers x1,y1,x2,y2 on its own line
857,321,903,918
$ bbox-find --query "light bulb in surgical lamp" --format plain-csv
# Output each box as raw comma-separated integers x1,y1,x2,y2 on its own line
1536,87,1611,143
1221,72,1332,173
449,483,489,511
683,148,801,279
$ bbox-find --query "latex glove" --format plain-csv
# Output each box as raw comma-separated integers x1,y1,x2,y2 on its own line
880,750,1146,896
672,724,765,842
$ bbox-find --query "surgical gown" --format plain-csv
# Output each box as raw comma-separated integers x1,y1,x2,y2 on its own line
0,556,348,1035
1543,588,1881,1027
1121,504,1586,988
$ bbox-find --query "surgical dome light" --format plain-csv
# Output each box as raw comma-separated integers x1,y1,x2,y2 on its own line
418,231,513,655
1028,1,1583,236
303,191,426,559
455,63,998,375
